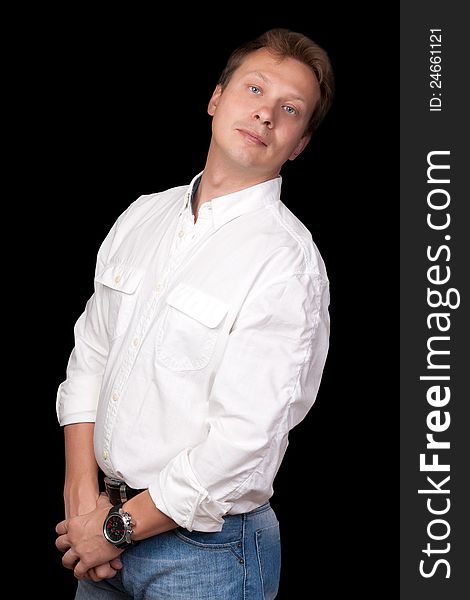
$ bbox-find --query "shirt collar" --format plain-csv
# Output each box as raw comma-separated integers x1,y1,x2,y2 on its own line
178,171,282,229
178,171,203,218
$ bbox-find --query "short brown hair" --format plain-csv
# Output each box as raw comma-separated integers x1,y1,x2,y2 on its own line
218,28,334,136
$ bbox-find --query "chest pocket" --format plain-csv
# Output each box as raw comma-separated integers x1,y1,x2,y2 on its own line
95,263,145,340
156,283,228,371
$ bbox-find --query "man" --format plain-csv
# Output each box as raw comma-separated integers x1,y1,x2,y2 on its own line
55,28,334,599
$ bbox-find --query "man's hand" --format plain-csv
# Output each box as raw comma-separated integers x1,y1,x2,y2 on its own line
56,493,123,580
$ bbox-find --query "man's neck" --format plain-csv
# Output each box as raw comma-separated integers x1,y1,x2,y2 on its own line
192,146,278,222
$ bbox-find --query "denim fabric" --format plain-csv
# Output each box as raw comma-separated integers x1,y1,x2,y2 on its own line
75,502,280,600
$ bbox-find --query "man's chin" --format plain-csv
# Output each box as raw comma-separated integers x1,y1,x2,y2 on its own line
227,149,271,171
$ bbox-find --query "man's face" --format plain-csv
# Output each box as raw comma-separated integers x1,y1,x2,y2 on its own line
208,48,320,178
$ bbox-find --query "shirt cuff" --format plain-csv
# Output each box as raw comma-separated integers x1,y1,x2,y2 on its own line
148,448,231,532
56,375,102,426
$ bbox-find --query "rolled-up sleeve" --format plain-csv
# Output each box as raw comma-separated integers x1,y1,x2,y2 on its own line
56,293,109,425
56,227,117,426
149,272,330,531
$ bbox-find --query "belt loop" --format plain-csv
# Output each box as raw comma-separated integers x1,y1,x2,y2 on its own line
119,482,128,503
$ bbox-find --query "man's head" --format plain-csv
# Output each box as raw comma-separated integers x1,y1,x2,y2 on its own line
218,29,334,137
207,29,334,180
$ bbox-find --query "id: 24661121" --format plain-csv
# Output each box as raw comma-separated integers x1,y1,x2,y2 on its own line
429,29,442,112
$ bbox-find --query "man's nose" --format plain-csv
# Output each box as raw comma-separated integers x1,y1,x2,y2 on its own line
252,105,274,128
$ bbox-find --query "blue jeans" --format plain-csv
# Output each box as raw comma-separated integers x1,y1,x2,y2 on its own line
75,502,280,599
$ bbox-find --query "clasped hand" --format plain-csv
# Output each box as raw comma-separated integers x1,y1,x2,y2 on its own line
55,493,123,581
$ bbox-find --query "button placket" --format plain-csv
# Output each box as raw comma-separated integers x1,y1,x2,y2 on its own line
102,208,216,460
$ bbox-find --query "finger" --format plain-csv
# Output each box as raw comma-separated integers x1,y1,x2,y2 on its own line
110,558,123,570
62,549,80,571
91,563,118,581
88,566,109,582
55,520,68,535
87,567,99,582
79,570,91,580
55,534,71,553
74,563,86,580
74,559,93,580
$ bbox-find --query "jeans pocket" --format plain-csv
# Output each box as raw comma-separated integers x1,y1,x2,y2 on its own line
173,523,242,549
255,523,281,600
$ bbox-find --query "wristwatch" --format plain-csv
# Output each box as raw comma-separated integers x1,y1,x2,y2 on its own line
103,503,135,549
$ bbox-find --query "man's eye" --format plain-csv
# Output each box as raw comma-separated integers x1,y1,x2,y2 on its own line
283,105,297,115
249,85,261,94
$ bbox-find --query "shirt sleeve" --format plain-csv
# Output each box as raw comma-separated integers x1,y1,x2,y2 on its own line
55,223,117,426
149,272,330,531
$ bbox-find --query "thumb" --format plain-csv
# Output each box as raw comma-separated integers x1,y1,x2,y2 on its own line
110,558,123,570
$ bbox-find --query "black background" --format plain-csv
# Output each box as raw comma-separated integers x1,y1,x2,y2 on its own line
23,7,397,597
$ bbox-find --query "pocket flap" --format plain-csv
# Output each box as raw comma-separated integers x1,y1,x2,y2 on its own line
95,263,145,294
166,283,228,328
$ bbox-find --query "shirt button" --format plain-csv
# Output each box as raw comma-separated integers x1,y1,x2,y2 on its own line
114,275,121,284
103,450,108,460
112,391,120,401
178,230,185,237
156,283,162,292
132,337,140,347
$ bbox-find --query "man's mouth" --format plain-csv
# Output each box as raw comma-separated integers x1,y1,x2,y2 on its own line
237,128,268,146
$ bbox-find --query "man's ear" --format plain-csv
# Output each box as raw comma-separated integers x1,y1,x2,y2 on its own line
208,84,223,116
288,133,311,161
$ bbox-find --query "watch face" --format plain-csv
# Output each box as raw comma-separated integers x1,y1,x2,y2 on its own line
105,515,125,543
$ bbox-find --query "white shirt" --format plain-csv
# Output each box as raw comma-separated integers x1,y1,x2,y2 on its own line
56,173,330,532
